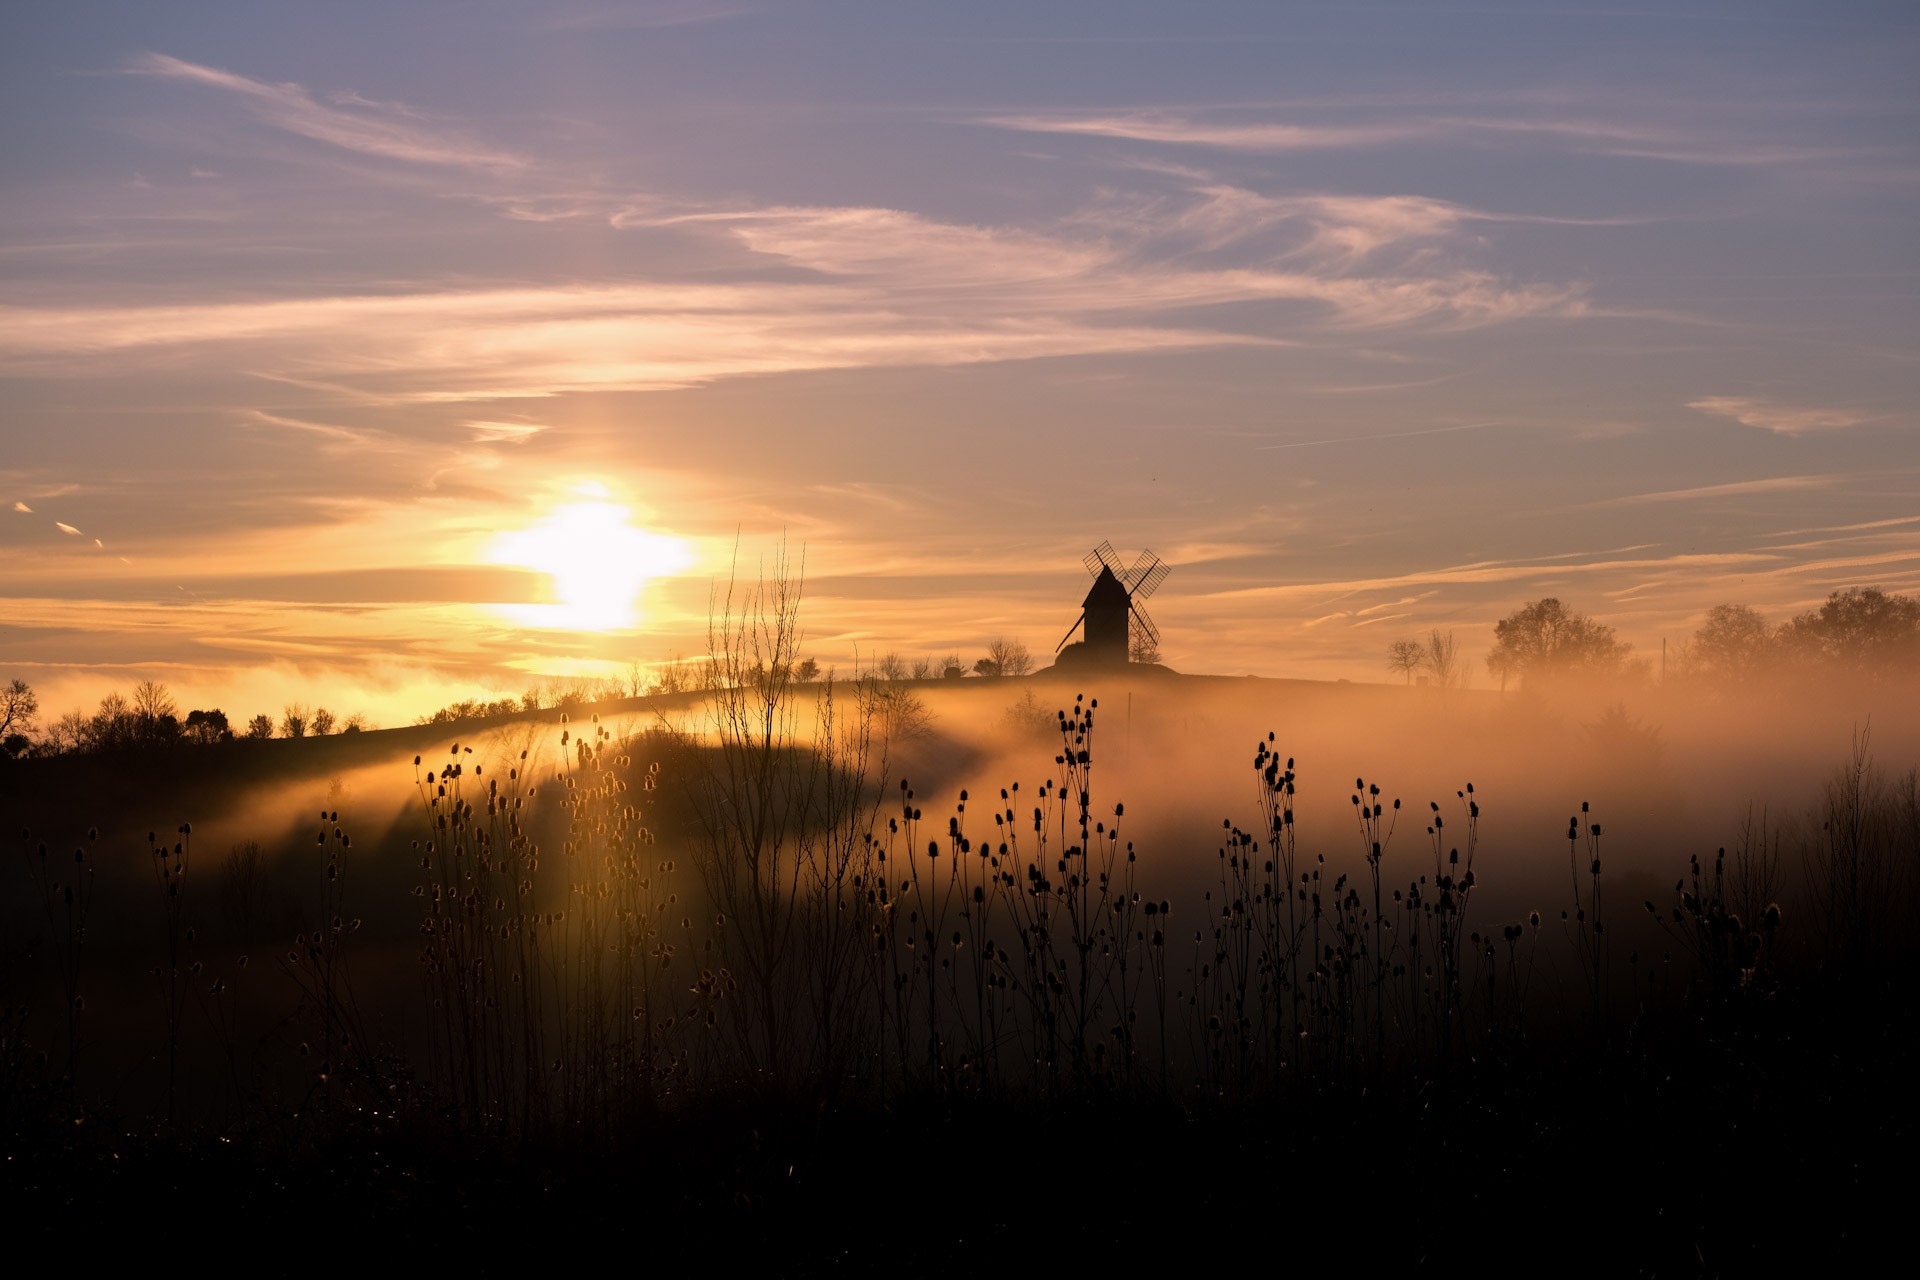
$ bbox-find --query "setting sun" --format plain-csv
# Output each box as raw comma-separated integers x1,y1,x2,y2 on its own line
488,489,693,631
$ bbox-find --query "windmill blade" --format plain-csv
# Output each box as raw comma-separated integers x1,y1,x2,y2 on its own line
1130,601,1161,645
1131,557,1172,601
1122,549,1157,590
1055,610,1087,653
1084,539,1119,578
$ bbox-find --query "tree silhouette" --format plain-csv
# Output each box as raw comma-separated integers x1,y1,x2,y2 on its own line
184,708,230,745
1386,639,1425,684
1777,587,1920,672
1487,598,1633,689
1424,629,1462,689
1689,604,1773,681
0,678,37,740
986,637,1034,677
246,714,275,740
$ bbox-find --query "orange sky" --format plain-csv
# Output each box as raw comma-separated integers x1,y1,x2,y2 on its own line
3,3,1917,727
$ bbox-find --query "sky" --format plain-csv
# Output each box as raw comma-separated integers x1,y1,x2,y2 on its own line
2,0,1917,725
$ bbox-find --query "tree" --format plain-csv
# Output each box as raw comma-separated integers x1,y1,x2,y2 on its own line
1386,639,1425,684
1424,629,1462,689
972,656,1002,678
280,704,310,739
184,708,230,745
1689,604,1774,681
90,691,135,750
311,707,336,736
1129,618,1162,665
246,714,275,740
132,679,176,723
1,678,38,740
1486,598,1633,689
941,654,966,679
794,657,822,682
1777,587,1920,672
986,637,1034,677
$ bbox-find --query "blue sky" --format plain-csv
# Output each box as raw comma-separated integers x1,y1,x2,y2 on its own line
2,1,1916,719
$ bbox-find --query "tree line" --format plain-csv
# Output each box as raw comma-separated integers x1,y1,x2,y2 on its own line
0,678,368,760
1386,586,1920,690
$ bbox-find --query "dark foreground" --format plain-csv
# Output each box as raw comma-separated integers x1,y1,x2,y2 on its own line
8,980,1911,1276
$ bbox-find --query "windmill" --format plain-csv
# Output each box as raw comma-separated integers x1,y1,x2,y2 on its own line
1054,540,1171,666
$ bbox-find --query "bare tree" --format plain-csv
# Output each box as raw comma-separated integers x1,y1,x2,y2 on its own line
246,714,274,740
1424,630,1461,689
910,656,936,681
986,637,1034,677
1129,618,1162,665
1387,639,1426,685
0,678,37,739
132,679,176,722
311,707,336,736
281,703,310,739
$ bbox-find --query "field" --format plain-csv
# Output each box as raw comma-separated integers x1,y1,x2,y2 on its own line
4,666,1915,1271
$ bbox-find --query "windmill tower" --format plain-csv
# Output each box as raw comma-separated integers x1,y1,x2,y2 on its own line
1054,541,1171,667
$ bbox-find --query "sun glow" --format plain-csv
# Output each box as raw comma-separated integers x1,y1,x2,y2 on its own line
488,490,693,631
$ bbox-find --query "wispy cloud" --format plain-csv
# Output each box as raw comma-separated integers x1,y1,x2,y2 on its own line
1593,475,1841,508
0,186,1589,401
981,106,1860,168
11,502,30,513
1688,395,1869,435
977,111,1423,151
128,53,525,171
466,420,548,443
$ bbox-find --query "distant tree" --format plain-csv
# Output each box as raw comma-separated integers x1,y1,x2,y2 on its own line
184,708,230,745
1387,639,1426,684
311,707,336,736
998,689,1056,738
1487,598,1633,689
910,656,937,681
868,680,935,742
2,732,28,759
1777,587,1920,672
281,703,310,739
90,691,135,750
973,657,1001,678
1425,630,1462,689
1688,604,1774,681
132,679,176,724
794,657,822,682
340,713,369,733
986,637,1034,677
2,678,38,739
246,713,275,740
942,654,967,680
48,709,89,753
873,652,910,682
1129,619,1162,665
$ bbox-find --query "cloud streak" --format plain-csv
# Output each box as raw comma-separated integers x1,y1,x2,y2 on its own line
1688,396,1870,436
0,186,1588,401
128,53,525,171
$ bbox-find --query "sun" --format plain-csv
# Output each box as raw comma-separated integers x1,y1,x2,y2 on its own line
488,488,693,631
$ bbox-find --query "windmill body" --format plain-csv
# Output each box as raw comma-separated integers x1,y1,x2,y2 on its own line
1052,541,1172,671
1081,564,1133,662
